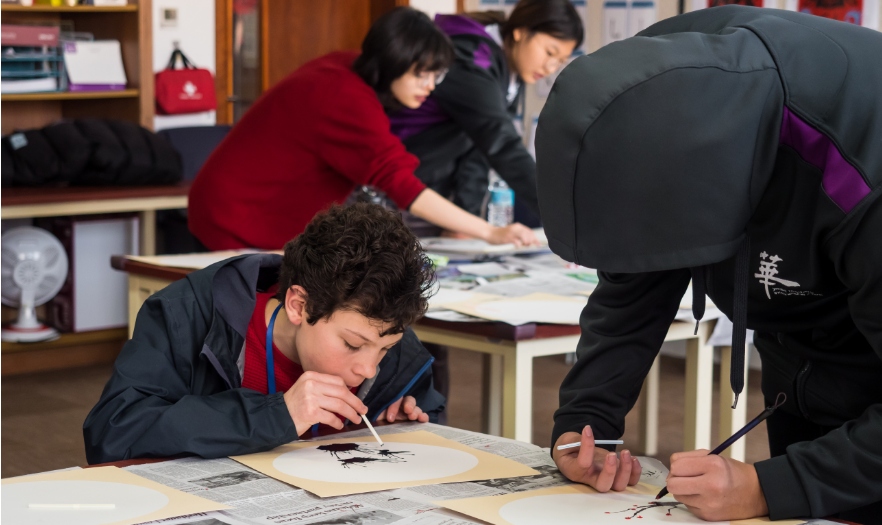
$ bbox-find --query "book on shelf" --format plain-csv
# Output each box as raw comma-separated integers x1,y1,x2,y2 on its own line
1,76,57,92
62,39,126,91
1,23,64,94
1,25,60,47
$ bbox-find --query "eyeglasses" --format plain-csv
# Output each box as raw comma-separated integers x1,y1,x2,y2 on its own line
416,69,447,88
546,56,564,72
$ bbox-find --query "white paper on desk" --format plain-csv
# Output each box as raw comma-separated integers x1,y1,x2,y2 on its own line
127,250,269,270
428,289,499,311
123,424,553,525
455,262,516,277
421,229,548,257
474,271,595,298
444,293,586,325
424,309,488,322
63,40,127,88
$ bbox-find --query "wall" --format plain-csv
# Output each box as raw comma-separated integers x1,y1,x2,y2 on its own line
410,0,458,18
152,0,216,131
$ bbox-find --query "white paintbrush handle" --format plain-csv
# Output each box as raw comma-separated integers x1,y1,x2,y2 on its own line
556,440,624,451
362,416,384,446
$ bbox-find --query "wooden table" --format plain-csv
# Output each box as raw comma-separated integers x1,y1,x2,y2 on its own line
111,256,748,459
1,184,190,255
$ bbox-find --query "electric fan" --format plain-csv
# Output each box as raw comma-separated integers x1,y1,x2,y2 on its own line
1,226,69,343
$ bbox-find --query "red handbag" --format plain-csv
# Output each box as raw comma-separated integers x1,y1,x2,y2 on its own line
155,49,217,115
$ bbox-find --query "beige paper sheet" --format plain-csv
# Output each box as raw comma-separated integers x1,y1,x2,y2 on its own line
2,465,230,525
439,483,803,525
575,283,718,311
443,292,586,325
127,249,280,270
230,430,539,498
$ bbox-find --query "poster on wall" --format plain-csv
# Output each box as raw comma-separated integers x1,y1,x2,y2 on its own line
798,0,863,23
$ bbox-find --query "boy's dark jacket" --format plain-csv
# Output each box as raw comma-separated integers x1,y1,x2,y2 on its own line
390,14,539,216
538,6,882,520
83,254,444,464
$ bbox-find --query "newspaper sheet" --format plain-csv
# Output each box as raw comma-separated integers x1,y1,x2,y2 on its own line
125,423,832,525
124,423,689,525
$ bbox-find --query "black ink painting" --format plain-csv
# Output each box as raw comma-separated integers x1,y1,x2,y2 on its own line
317,443,364,459
319,443,414,468
606,501,686,519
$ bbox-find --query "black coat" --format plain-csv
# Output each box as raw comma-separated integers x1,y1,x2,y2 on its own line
390,15,539,217
1,118,182,187
83,254,444,464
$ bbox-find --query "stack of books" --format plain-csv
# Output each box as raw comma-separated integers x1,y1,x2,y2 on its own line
1,24,64,93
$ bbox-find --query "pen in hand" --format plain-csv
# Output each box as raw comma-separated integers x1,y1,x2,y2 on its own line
656,392,787,500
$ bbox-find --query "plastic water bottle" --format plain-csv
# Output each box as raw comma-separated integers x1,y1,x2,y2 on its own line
486,175,514,227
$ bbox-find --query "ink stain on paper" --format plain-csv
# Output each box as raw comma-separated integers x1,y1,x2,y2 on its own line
374,449,413,460
317,443,365,459
318,443,414,467
339,457,393,469
606,501,685,519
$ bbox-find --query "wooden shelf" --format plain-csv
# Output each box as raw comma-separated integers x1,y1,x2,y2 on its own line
2,328,127,354
2,327,128,375
0,4,137,12
2,89,140,102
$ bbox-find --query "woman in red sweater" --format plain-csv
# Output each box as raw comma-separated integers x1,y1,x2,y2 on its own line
189,7,537,250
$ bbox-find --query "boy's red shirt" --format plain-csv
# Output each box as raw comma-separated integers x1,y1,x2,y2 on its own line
242,288,304,394
242,287,359,426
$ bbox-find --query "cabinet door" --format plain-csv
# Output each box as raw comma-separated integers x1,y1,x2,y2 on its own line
215,0,408,125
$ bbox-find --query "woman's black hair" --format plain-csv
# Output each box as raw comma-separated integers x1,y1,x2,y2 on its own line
353,7,454,110
501,0,584,49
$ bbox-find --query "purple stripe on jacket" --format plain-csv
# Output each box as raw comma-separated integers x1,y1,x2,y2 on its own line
390,97,449,141
779,106,870,214
389,15,496,140
435,14,491,38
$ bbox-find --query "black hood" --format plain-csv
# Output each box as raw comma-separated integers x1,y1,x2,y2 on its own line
537,22,782,273
537,5,882,408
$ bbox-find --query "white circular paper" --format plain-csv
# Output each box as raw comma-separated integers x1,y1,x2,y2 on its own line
475,300,583,324
499,493,729,525
273,442,479,484
2,480,170,525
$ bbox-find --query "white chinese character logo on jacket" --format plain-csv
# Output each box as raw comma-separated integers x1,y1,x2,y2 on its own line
755,252,800,299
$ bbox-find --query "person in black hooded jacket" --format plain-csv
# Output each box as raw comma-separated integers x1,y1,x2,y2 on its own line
536,6,882,522
389,0,583,222
84,204,444,464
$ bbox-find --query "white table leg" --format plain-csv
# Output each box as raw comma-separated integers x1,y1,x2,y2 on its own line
483,353,504,436
139,209,156,256
718,345,749,460
513,345,535,443
639,355,661,456
684,320,715,451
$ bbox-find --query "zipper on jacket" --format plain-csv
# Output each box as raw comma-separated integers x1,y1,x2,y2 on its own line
777,332,813,420
795,359,813,420
371,357,435,423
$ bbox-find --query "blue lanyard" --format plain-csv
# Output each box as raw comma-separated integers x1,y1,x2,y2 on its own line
266,303,284,395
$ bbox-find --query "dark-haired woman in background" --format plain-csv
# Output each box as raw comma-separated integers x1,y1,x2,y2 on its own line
189,7,538,250
390,0,584,223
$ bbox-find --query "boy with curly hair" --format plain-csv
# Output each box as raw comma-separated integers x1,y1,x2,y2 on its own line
84,203,443,463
